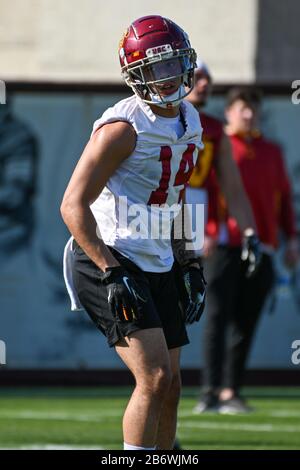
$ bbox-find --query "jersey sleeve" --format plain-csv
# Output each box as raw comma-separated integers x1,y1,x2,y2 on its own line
90,97,137,138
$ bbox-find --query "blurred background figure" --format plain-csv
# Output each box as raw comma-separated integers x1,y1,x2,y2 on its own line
195,87,299,414
185,60,259,264
0,101,38,263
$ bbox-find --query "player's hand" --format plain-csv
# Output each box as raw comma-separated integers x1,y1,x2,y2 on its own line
241,230,262,277
183,263,206,324
100,266,147,322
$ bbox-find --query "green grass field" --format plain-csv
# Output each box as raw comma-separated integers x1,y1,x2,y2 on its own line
0,387,300,450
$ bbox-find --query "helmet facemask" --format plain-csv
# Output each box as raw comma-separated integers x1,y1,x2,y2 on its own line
121,48,197,108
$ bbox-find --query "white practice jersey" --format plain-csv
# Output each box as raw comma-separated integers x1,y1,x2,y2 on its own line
90,95,203,272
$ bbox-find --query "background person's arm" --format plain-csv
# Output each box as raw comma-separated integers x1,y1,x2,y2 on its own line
215,133,256,232
60,121,136,272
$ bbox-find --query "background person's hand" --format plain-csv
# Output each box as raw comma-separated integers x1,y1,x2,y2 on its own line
241,229,262,277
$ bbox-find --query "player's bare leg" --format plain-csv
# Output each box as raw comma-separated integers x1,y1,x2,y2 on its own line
156,347,182,450
115,328,172,449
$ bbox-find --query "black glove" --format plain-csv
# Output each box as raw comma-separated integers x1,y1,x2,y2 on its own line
183,263,207,324
100,266,147,322
241,231,262,278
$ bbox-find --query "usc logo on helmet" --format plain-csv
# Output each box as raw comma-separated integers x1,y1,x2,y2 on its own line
145,44,173,57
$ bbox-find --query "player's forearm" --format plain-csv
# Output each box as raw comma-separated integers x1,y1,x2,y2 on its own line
217,134,257,234
218,164,257,233
226,189,257,233
60,201,120,272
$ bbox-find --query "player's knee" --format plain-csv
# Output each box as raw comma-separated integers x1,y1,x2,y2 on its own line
139,364,172,399
152,365,173,397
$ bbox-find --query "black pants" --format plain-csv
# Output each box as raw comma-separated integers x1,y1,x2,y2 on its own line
202,246,274,393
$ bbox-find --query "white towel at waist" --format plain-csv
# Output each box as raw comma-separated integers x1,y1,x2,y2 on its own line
63,236,84,311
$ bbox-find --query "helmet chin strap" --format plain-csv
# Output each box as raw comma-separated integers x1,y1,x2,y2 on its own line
149,84,186,109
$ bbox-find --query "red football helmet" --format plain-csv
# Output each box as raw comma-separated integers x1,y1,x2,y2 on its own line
119,15,197,108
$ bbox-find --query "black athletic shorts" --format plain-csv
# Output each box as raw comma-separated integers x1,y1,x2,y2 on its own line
72,241,189,350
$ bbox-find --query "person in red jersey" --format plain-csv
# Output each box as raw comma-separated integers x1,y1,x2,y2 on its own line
183,60,258,262
187,60,223,189
196,87,299,414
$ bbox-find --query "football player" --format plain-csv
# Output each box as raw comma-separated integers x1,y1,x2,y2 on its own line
61,15,205,450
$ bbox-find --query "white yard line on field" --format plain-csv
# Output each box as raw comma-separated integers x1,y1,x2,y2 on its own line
0,410,122,421
179,421,300,433
178,409,300,419
0,444,103,450
1,410,300,434
269,410,300,418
